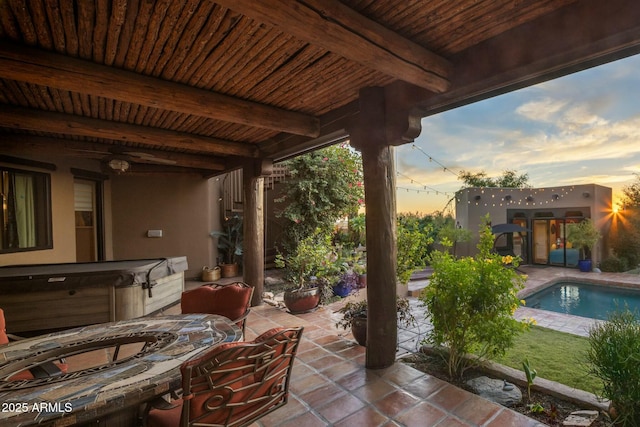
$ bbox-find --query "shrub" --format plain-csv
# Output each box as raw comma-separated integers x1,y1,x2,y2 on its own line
420,217,529,379
599,256,629,273
587,309,640,426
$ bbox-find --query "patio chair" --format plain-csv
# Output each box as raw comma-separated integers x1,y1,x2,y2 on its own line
181,282,254,337
0,308,68,380
144,326,304,427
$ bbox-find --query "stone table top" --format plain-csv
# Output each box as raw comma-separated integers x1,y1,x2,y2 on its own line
0,314,241,426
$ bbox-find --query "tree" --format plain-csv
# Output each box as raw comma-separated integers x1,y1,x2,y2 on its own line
459,169,531,188
275,144,364,251
620,173,640,208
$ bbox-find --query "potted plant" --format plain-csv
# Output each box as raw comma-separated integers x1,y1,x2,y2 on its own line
335,297,415,346
275,231,335,313
210,214,243,277
566,218,601,272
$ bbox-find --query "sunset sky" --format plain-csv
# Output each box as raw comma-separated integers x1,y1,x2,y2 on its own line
395,53,640,215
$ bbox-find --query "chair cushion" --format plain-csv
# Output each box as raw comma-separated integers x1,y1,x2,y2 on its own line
146,400,182,427
0,309,8,345
181,284,252,321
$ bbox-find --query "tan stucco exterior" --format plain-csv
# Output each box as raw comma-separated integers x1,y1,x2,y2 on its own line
0,155,223,280
455,184,613,266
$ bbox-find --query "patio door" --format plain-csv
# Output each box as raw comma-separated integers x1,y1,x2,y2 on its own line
74,179,105,262
533,220,549,264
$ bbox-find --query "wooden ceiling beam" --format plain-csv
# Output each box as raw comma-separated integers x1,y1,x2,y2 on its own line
0,105,259,158
214,0,451,93
0,135,226,171
0,41,320,137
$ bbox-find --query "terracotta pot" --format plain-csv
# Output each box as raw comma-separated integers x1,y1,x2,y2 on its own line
351,316,367,346
284,287,320,314
357,274,367,288
220,263,239,278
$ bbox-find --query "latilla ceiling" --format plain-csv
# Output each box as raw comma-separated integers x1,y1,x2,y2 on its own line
0,0,639,175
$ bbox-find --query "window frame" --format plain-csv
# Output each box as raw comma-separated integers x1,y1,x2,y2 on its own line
0,166,53,254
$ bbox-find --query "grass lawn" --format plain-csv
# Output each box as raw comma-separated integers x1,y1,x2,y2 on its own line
490,325,602,395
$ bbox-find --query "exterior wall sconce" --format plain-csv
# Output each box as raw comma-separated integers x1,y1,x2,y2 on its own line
474,195,482,201
504,195,512,201
526,195,534,201
552,194,560,200
582,192,590,198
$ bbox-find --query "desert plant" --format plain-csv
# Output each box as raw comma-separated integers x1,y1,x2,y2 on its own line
586,308,640,426
396,217,432,286
210,214,243,265
523,358,537,401
420,216,530,379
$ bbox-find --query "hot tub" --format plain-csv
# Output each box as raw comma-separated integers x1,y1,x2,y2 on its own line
0,257,188,334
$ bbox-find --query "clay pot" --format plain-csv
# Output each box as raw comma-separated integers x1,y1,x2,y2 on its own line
351,316,367,346
283,287,320,314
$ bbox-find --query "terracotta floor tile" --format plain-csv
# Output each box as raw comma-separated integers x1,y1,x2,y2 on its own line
306,354,346,371
352,377,398,402
269,411,327,427
434,415,470,426
427,384,472,412
451,395,503,425
320,359,362,381
258,395,309,425
394,401,447,427
296,346,333,363
402,374,448,399
333,405,390,427
377,362,428,386
298,382,347,408
335,367,384,391
316,394,367,424
289,371,332,395
373,389,420,418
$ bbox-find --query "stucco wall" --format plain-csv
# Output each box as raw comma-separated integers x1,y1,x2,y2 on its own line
0,156,106,266
110,174,221,279
455,184,613,264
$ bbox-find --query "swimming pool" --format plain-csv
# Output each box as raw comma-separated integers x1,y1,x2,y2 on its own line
525,281,640,320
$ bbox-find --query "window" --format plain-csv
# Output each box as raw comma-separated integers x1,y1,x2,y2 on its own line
1,167,52,253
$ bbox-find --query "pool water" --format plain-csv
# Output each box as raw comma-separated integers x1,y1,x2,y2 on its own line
525,281,640,320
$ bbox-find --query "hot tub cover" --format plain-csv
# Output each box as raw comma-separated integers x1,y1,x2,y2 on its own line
0,257,188,293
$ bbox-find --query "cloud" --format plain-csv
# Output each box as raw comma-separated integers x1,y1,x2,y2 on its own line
516,98,568,122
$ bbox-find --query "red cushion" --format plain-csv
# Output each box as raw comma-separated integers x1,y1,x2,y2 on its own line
181,285,252,321
146,400,182,427
0,309,8,346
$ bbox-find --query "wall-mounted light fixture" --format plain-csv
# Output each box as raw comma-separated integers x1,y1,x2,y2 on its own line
552,194,560,200
504,195,512,202
582,192,590,198
474,195,482,201
526,195,534,202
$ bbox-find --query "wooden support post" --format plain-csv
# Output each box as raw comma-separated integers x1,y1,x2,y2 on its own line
351,87,398,369
242,160,269,306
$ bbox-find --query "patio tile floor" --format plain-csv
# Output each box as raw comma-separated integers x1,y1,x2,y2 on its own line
176,266,640,426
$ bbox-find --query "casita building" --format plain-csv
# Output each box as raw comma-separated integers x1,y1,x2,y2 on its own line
455,184,613,268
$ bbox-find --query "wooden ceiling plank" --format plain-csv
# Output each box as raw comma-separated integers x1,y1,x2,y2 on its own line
142,0,184,75
134,0,171,73
0,1,20,39
187,16,253,89
0,41,320,137
7,0,38,45
58,0,78,56
161,2,220,81
148,0,201,77
122,0,154,69
0,105,259,158
113,0,139,67
104,0,128,66
92,0,109,62
76,0,95,60
26,0,53,50
213,0,451,92
43,0,66,53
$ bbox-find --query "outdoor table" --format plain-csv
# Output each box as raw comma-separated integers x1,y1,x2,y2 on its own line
0,313,241,426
